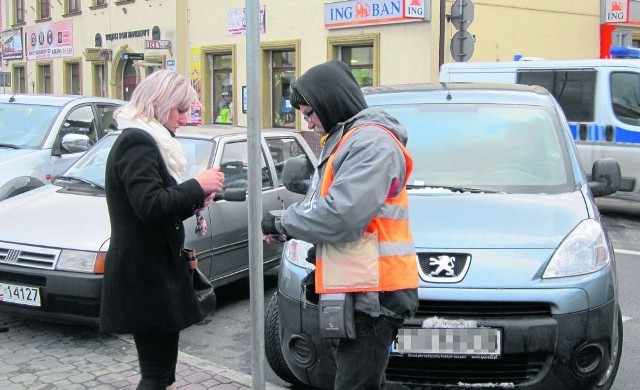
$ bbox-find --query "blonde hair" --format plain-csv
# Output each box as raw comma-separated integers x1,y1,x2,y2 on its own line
114,70,197,125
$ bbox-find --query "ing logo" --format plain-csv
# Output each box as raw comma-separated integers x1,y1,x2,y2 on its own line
611,0,623,12
355,2,370,18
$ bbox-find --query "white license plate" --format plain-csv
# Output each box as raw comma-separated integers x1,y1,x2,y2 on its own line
0,282,41,307
391,328,501,359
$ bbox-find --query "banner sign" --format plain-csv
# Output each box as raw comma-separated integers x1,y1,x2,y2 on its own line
25,20,73,60
227,5,266,36
324,0,429,29
1,28,24,60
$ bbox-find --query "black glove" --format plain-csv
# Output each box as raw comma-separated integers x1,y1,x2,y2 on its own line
306,246,316,265
261,210,286,235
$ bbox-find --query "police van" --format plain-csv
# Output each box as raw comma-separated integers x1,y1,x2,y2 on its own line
439,47,640,200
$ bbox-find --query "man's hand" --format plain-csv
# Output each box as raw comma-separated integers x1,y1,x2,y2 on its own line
263,234,286,244
262,210,289,243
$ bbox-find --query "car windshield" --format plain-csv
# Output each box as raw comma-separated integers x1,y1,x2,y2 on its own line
61,133,215,188
0,102,60,148
379,103,574,194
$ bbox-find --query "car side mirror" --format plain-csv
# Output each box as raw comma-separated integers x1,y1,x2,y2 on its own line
589,158,621,197
282,155,313,195
61,133,91,154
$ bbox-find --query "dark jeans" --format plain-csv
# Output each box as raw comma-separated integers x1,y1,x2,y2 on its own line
334,312,401,390
133,331,179,389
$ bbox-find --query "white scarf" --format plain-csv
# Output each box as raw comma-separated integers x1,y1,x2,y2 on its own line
116,107,186,183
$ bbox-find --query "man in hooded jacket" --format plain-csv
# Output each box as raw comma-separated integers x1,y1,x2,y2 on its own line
264,60,418,389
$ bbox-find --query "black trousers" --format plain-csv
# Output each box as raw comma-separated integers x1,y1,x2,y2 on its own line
133,331,179,389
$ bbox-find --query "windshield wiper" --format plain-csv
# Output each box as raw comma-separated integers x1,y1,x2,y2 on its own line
407,184,506,194
0,143,21,149
55,175,105,190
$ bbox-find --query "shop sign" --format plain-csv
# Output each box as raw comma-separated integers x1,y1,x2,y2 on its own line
604,0,629,23
1,28,24,61
85,48,112,61
105,29,150,41
25,20,73,60
145,40,171,50
324,0,429,29
227,5,266,36
122,53,144,61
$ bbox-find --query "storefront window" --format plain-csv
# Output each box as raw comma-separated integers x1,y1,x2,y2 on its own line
209,54,233,125
271,50,295,128
341,45,373,87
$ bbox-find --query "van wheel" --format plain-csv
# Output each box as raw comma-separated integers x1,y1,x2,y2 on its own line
595,309,623,389
265,291,304,386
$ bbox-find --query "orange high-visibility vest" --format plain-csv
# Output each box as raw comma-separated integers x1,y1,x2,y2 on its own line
315,124,418,294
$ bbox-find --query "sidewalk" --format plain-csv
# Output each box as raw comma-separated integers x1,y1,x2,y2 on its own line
0,314,286,389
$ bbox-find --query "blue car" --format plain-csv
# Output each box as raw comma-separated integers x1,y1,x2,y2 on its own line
266,83,623,389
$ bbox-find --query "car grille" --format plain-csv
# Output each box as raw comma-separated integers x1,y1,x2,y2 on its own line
416,300,552,318
0,242,59,270
387,353,549,386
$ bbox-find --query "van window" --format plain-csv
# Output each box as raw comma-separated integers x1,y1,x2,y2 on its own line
610,72,640,126
517,70,596,122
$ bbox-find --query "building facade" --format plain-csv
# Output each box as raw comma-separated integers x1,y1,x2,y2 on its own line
0,0,609,132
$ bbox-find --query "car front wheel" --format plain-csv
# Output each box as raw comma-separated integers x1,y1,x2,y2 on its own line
265,291,305,387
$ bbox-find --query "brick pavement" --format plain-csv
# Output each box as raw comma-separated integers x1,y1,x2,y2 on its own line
0,314,285,390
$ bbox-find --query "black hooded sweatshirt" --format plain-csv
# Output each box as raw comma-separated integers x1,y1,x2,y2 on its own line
290,60,368,133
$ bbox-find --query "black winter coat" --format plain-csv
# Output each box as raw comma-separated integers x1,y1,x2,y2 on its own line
99,128,205,334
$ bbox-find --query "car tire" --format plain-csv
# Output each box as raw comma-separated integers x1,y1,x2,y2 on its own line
265,291,305,387
595,308,623,389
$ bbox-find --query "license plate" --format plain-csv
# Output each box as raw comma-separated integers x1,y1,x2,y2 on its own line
391,328,501,359
0,282,41,307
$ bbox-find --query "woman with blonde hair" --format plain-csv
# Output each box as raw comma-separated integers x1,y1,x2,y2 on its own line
100,70,224,390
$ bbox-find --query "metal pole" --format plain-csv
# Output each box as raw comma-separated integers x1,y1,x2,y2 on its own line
439,0,446,70
245,0,265,388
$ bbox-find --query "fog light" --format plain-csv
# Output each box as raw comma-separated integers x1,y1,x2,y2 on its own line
287,334,315,367
573,343,604,375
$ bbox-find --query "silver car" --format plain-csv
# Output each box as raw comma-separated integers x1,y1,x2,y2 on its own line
0,125,316,325
267,83,623,389
0,93,125,201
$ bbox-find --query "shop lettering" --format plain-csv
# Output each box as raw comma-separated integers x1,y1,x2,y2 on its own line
607,12,625,20
371,1,401,16
329,1,401,21
105,29,150,41
406,5,423,16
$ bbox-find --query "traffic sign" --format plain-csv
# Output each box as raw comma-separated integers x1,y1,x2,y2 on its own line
450,0,474,31
450,30,474,62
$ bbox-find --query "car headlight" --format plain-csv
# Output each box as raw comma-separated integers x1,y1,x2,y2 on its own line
283,239,315,270
543,219,611,278
57,250,106,274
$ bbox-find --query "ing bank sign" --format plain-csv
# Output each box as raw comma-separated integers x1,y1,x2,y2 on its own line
325,0,430,29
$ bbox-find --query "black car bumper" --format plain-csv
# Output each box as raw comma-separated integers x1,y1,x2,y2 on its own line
0,266,101,326
278,291,616,389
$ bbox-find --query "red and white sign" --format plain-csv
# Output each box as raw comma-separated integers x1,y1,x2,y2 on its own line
604,0,629,23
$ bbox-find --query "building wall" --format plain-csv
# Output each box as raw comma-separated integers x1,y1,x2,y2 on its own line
443,0,601,62
0,0,603,130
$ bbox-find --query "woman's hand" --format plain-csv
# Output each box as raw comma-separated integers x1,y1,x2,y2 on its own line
196,167,225,196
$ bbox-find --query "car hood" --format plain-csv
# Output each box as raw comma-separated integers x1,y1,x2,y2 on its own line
408,190,589,249
0,148,45,178
0,185,110,251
